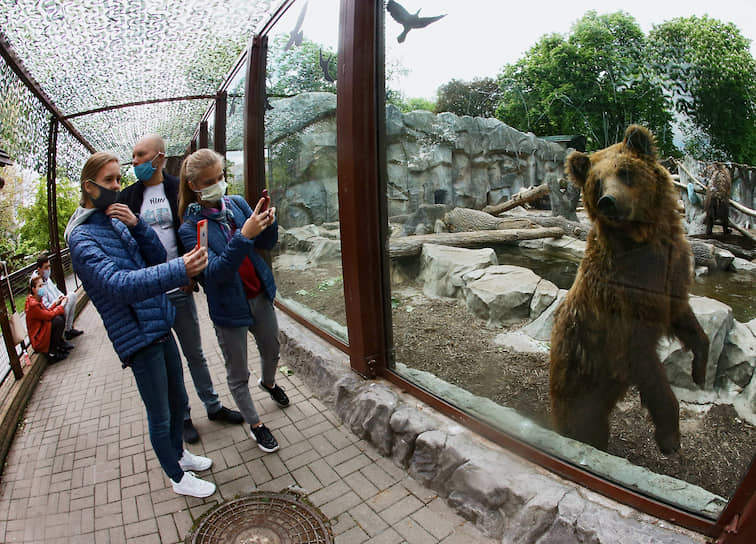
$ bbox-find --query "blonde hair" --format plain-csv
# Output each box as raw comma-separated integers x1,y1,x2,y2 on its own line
178,148,224,219
80,151,119,206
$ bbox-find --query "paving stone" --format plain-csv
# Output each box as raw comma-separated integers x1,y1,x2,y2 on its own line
348,502,390,537
379,492,424,525
335,524,369,544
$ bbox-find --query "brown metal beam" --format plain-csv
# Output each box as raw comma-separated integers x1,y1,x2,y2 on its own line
336,0,387,378
244,35,268,203
198,121,209,149
0,274,23,380
715,456,756,543
46,118,66,295
0,30,94,153
64,95,215,120
214,91,227,158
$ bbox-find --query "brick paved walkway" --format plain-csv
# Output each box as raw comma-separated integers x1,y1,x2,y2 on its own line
0,298,495,543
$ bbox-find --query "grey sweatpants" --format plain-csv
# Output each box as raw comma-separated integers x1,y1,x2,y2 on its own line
213,295,280,426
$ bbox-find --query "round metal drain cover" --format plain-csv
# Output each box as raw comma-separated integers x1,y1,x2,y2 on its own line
190,492,333,544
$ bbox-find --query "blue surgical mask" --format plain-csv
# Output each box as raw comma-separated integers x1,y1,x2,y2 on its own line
37,286,46,297
133,152,163,181
42,269,50,280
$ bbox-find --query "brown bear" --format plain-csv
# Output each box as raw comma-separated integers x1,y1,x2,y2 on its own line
549,125,709,454
702,163,732,235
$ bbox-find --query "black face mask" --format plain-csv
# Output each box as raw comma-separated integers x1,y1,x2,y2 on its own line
87,180,120,210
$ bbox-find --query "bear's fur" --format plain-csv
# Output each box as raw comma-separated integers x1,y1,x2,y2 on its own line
550,125,709,454
703,163,732,235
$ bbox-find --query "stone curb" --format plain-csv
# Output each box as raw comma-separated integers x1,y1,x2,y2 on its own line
276,310,704,543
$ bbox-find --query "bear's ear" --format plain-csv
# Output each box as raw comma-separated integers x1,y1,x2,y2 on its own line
566,151,590,188
623,125,656,159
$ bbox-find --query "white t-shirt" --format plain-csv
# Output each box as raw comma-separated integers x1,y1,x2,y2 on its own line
140,183,179,262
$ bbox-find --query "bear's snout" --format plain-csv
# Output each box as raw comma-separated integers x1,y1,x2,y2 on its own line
597,195,619,218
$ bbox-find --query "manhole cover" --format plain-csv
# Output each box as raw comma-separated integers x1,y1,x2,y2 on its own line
189,492,333,544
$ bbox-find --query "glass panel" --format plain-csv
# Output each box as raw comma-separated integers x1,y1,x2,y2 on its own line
265,0,347,343
383,0,756,519
226,64,247,196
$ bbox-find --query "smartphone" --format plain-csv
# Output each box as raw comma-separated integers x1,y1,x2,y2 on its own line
260,189,270,212
197,219,208,249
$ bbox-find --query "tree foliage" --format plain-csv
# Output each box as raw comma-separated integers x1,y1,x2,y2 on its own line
0,166,35,267
648,16,756,163
17,173,79,254
496,11,674,155
267,34,337,96
435,78,502,118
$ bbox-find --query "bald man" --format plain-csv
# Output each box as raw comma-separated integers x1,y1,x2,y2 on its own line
120,135,243,444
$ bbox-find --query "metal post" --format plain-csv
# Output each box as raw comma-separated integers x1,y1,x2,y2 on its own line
214,91,227,158
336,0,388,377
244,35,267,203
199,121,209,149
46,118,66,295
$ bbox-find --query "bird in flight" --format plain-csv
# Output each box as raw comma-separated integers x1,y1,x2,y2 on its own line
386,1,446,43
319,49,335,83
285,1,308,51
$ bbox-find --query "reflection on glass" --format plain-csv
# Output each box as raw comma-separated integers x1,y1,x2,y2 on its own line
383,0,756,519
265,0,347,343
226,65,247,196
206,106,216,153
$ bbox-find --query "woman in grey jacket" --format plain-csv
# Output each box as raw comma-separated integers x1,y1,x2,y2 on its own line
68,152,215,498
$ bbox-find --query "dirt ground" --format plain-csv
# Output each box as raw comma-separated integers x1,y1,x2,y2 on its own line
274,262,756,502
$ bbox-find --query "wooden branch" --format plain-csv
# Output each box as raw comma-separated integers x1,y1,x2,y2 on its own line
482,184,549,215
529,215,590,241
730,223,756,244
443,207,533,232
389,227,564,258
674,159,756,218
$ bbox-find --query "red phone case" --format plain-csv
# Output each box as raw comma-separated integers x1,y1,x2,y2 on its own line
197,219,208,249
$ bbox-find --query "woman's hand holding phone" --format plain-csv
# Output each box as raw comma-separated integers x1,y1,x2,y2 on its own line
183,246,208,277
241,198,275,239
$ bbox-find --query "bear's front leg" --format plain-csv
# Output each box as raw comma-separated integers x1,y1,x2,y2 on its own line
637,361,681,454
671,305,709,388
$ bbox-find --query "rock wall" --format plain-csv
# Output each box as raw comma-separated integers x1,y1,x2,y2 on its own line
265,92,567,227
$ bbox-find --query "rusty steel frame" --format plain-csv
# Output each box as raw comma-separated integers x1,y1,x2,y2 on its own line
244,34,267,202
64,95,216,120
45,118,66,295
214,91,227,158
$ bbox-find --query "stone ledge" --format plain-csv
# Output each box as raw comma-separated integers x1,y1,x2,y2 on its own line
277,309,706,543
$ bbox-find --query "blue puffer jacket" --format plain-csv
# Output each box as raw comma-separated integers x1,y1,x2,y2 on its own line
69,211,188,363
179,195,277,328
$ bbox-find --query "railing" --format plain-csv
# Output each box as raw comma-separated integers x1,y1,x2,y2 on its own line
0,249,78,384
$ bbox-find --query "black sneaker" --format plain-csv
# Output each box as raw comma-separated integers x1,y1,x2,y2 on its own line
60,340,75,350
183,419,200,444
208,406,244,424
250,424,279,452
258,379,290,408
47,352,67,363
64,329,83,340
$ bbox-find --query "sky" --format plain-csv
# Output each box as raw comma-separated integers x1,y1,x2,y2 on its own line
374,0,756,100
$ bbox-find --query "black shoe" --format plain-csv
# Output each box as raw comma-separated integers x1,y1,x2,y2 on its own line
183,419,200,444
47,352,67,363
250,424,279,452
64,329,83,340
258,379,290,408
208,406,244,424
60,340,75,350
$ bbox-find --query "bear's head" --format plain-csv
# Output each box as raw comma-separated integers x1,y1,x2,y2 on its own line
565,125,678,243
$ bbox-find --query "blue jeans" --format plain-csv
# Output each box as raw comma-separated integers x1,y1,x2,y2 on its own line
130,335,187,482
168,290,222,420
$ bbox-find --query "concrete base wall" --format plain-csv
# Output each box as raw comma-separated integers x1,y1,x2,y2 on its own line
277,310,706,543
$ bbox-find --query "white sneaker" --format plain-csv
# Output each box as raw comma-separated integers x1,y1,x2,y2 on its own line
172,471,216,498
179,450,213,471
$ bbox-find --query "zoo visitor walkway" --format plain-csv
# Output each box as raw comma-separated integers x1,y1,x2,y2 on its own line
0,297,494,543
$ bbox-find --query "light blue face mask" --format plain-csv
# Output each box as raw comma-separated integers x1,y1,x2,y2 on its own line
37,286,46,297
133,152,163,181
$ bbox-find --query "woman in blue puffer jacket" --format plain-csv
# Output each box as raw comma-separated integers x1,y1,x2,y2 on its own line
177,149,288,455
67,152,216,499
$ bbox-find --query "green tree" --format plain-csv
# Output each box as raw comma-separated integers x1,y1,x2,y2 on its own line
497,11,674,154
267,34,337,96
648,16,756,163
435,78,501,118
0,166,35,267
17,173,79,253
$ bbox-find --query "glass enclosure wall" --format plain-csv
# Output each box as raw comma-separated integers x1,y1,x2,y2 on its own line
382,0,756,520
226,66,247,196
264,0,347,344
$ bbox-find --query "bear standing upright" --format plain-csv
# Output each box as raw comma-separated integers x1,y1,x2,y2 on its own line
702,162,732,236
549,125,709,454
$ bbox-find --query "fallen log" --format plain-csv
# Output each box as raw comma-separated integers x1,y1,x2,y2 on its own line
443,207,533,232
389,227,564,258
674,160,756,218
482,184,549,215
689,236,756,261
529,215,590,241
690,240,734,270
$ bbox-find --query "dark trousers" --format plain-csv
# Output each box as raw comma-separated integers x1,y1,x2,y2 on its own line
130,335,188,482
49,315,65,354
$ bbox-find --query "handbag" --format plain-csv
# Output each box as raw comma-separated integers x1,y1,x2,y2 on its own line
2,260,27,345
